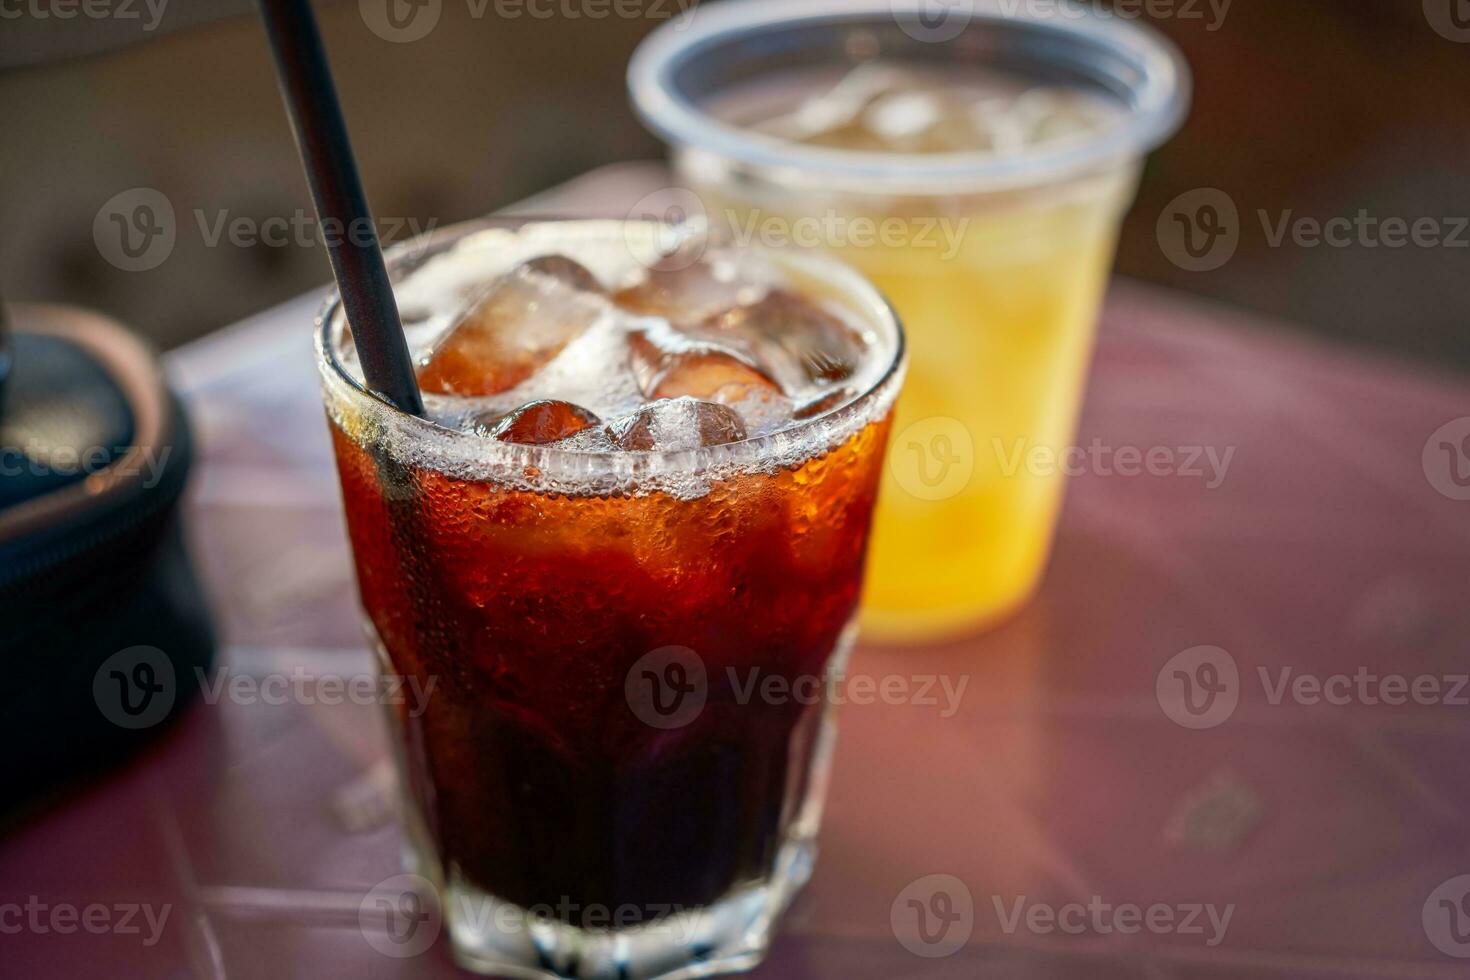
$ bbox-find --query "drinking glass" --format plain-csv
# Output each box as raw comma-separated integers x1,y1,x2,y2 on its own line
317,218,904,978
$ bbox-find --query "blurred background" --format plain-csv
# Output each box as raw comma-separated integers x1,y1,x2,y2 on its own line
1,0,1467,368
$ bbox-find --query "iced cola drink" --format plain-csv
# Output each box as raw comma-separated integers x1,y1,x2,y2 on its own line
316,220,903,978
631,1,1188,640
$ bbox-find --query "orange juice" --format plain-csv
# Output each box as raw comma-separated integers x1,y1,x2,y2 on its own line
692,170,1135,640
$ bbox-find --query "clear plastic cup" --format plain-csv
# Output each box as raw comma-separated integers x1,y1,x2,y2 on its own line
630,0,1189,642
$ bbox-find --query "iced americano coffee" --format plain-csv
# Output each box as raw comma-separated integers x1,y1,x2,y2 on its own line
317,220,903,978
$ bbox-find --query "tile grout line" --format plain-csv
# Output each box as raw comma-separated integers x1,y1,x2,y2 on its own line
148,779,229,980
1146,940,1470,979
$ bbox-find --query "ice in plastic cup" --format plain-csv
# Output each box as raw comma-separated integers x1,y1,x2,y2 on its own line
316,219,903,978
630,0,1190,642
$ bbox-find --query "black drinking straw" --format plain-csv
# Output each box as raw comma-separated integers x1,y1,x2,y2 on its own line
257,0,425,416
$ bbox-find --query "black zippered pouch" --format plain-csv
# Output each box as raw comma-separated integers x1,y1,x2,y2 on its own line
1,303,215,806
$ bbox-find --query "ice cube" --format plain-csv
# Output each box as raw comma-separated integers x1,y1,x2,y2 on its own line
968,96,1029,155
761,63,1117,157
762,63,922,150
722,385,795,438
606,397,748,452
521,253,607,294
862,89,983,154
793,386,856,420
796,63,918,133
476,399,602,445
612,255,770,324
651,355,781,404
702,290,864,385
968,88,1115,155
417,256,606,396
1011,88,1113,146
627,326,783,406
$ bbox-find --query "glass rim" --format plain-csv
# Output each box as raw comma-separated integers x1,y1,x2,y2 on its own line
314,216,907,494
628,0,1192,194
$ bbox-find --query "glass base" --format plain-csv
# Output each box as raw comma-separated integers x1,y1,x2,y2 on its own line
409,838,814,980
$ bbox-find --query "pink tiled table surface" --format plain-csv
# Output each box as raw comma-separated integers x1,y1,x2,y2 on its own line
4,163,1469,979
